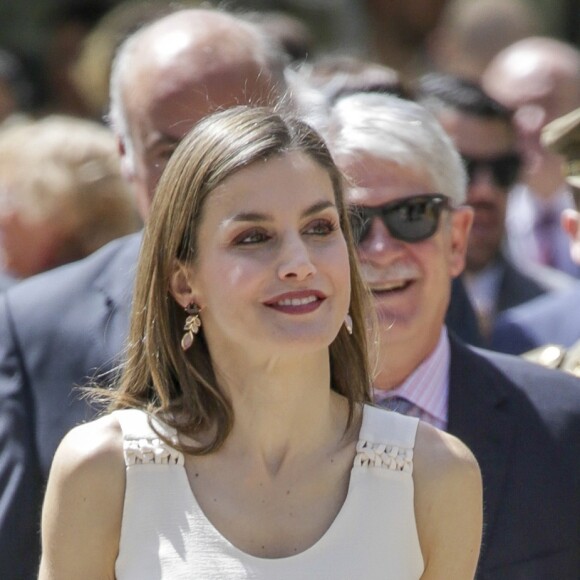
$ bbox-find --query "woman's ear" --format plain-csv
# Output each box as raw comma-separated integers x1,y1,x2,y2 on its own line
169,261,196,309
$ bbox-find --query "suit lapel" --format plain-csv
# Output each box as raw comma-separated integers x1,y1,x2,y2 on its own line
497,254,544,312
447,335,516,556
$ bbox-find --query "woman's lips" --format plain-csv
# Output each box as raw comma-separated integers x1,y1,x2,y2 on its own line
264,290,326,314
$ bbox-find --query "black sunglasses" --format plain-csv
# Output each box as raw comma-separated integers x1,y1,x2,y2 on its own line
462,153,521,189
349,194,451,245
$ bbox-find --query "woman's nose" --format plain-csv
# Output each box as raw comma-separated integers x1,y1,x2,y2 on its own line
277,235,317,280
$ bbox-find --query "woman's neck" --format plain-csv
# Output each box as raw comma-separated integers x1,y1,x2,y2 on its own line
211,350,350,475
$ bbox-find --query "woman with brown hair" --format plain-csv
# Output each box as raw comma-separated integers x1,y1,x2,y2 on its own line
39,106,482,579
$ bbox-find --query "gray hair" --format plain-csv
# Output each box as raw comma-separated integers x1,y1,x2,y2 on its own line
107,24,142,170
107,7,289,172
320,93,467,206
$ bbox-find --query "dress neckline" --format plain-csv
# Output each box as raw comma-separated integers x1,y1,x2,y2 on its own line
173,406,380,562
128,404,417,563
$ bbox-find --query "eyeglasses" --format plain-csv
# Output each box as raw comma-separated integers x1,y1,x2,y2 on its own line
462,153,521,189
349,194,451,245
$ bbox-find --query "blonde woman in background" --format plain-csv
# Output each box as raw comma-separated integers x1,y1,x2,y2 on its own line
0,115,140,279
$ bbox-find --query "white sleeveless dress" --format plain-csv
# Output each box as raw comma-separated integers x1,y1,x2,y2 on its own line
113,405,424,579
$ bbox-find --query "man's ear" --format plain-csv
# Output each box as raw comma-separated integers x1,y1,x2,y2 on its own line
169,261,197,309
448,206,474,277
117,136,135,182
561,209,580,264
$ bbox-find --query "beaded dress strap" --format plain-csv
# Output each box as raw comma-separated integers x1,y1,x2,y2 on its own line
354,440,413,472
354,404,419,473
113,409,184,467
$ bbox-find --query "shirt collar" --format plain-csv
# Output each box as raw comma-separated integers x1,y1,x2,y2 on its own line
373,327,450,428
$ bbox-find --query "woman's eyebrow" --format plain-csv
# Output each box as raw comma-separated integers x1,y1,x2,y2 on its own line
228,200,336,224
302,200,336,217
228,211,270,223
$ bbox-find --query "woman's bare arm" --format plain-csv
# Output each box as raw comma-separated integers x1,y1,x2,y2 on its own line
38,415,125,580
414,422,483,580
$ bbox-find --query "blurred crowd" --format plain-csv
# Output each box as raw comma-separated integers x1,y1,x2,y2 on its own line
0,0,579,351
0,2,579,578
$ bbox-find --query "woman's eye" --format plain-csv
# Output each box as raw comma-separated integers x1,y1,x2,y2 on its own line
235,229,270,245
305,219,337,236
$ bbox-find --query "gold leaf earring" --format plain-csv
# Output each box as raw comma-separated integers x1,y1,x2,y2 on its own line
344,313,353,335
181,303,201,351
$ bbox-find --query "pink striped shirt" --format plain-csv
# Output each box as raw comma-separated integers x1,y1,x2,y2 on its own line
373,328,450,431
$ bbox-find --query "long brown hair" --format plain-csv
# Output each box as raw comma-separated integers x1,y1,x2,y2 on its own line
107,106,374,454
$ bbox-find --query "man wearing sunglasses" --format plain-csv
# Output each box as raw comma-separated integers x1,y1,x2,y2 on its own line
418,73,572,343
321,92,580,578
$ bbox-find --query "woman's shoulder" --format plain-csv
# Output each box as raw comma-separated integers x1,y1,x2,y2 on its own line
40,417,126,578
50,414,125,486
414,421,480,485
412,423,483,576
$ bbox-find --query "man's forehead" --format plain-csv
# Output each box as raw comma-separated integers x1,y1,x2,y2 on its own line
128,89,200,146
128,56,276,129
129,78,254,146
341,154,433,187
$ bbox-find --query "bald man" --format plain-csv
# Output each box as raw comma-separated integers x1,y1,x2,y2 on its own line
483,37,580,277
0,8,287,578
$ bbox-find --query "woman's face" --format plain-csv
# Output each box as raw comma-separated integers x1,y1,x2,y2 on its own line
178,151,351,359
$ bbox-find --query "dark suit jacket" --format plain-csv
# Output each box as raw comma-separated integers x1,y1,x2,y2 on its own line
448,335,580,578
446,276,484,347
0,232,140,579
495,255,547,313
450,255,562,348
490,282,580,354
